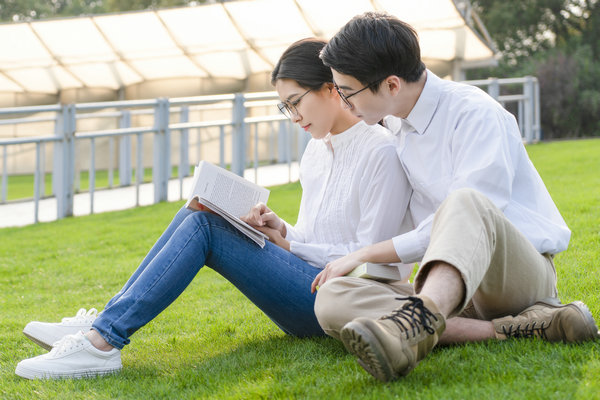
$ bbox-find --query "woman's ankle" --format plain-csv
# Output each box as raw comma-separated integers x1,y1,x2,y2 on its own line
85,329,115,352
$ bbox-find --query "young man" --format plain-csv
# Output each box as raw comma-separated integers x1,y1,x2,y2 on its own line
311,11,599,382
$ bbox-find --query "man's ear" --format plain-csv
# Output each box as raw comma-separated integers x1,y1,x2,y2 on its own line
383,75,402,96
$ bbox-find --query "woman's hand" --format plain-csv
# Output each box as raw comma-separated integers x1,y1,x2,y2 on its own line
310,250,366,293
310,240,400,293
241,203,286,237
187,198,215,213
256,225,290,251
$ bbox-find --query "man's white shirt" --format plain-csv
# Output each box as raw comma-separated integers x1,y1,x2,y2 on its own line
385,70,571,264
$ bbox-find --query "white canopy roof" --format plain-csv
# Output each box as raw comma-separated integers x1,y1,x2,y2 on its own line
0,0,496,97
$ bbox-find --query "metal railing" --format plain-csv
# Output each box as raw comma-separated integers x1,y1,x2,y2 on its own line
0,76,540,225
0,92,305,224
463,75,541,143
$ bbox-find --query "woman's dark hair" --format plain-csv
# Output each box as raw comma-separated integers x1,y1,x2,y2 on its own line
320,12,425,89
271,38,332,89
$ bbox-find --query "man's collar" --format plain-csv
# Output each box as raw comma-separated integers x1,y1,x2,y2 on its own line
404,70,442,135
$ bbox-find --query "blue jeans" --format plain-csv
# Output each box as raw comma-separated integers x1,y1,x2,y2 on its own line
92,207,325,349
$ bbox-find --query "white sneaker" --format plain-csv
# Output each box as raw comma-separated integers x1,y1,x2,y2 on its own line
15,331,121,379
23,308,99,350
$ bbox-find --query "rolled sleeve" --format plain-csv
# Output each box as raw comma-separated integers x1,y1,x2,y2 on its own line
392,218,432,264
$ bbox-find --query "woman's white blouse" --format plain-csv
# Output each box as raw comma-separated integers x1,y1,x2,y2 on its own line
284,120,411,272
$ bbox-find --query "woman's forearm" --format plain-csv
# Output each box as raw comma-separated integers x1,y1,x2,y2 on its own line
362,239,402,264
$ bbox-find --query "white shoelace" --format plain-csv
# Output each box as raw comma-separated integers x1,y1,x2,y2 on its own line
50,332,87,356
61,308,98,325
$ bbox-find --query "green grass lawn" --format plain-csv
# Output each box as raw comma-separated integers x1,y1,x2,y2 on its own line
1,139,599,399
2,167,179,202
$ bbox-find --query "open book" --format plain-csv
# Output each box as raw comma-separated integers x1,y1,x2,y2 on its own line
346,263,403,282
186,161,270,247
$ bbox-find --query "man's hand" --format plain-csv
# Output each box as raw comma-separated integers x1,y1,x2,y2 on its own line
241,203,286,237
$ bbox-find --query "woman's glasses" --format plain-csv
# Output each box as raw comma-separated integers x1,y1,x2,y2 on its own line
277,88,312,119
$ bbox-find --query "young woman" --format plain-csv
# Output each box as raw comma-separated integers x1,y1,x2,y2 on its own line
15,38,411,380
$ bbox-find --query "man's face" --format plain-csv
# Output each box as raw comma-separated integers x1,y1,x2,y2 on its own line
331,69,390,125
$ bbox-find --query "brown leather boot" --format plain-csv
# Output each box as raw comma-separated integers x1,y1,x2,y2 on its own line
493,297,600,342
340,295,445,382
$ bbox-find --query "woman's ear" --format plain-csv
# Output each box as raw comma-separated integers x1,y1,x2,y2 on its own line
324,82,335,93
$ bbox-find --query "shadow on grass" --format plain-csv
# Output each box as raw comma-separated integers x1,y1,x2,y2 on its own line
4,332,600,399
120,334,600,398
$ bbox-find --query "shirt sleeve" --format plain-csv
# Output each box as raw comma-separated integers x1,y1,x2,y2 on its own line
289,143,411,268
392,214,433,264
283,220,305,243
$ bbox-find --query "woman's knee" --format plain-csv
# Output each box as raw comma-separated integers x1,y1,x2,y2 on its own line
183,210,220,228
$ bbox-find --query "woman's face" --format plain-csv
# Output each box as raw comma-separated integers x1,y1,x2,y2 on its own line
275,79,338,140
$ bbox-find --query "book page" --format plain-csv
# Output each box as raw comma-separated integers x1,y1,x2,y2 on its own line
186,161,270,247
212,173,264,217
198,198,268,248
187,161,269,218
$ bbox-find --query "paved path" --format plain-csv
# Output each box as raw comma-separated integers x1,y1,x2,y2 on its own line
0,162,299,229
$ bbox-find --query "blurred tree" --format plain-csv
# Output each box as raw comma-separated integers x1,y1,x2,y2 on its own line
469,0,600,138
104,0,195,13
470,0,599,67
0,0,212,22
0,0,106,21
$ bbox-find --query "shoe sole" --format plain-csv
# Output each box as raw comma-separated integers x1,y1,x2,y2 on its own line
340,321,398,382
535,298,600,342
23,323,93,350
15,364,121,380
564,301,599,342
22,329,53,351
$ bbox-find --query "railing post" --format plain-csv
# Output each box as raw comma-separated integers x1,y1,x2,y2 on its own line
231,93,246,176
278,120,289,164
153,98,170,203
179,105,190,199
53,104,76,219
523,76,534,143
1,145,7,203
533,77,541,141
487,78,499,101
119,110,132,186
296,121,309,161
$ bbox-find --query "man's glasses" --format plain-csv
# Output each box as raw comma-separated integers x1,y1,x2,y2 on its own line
334,78,385,109
277,88,312,119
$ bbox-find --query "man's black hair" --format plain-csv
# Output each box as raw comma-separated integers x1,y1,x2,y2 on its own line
320,12,425,90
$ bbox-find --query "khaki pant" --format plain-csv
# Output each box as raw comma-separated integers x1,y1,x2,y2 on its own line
315,188,558,340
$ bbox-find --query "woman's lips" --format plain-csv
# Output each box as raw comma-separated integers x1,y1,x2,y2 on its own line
302,124,311,131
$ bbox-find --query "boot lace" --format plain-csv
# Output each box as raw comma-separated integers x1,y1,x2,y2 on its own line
61,308,98,325
381,296,440,339
501,321,548,339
